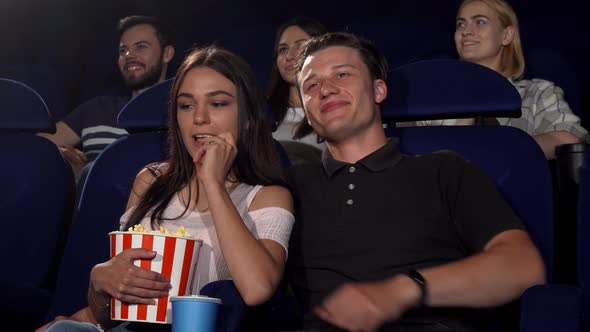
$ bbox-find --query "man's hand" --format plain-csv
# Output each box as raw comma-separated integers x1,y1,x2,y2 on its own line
59,144,87,178
314,276,420,332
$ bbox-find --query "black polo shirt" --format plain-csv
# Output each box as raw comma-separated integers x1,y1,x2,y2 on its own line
286,138,524,331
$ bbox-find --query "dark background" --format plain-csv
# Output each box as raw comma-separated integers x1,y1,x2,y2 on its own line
1,0,587,127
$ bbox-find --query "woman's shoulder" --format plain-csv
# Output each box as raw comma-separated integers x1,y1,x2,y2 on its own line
249,184,293,212
513,77,560,92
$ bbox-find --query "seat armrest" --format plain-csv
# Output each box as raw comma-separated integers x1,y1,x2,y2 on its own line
520,284,581,332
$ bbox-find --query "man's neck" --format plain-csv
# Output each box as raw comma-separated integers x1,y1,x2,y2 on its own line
327,125,388,164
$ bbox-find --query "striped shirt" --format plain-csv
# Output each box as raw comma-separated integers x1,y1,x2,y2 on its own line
415,78,589,142
81,125,128,161
63,95,130,161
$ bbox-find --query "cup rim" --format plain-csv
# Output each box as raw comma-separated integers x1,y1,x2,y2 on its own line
170,295,222,304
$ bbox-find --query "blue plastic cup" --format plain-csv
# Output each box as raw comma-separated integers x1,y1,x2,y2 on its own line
170,295,222,332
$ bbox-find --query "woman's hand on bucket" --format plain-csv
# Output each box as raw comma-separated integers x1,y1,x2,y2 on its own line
90,248,171,304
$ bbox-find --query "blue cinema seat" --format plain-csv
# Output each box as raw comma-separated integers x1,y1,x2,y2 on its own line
577,147,590,332
384,59,581,331
0,62,74,121
388,126,580,331
384,59,522,123
44,78,173,321
0,78,75,330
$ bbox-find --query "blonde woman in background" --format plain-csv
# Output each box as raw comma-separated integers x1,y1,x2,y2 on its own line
419,0,589,159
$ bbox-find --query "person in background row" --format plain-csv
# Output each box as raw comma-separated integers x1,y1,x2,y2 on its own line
417,0,589,159
267,16,328,165
38,15,175,179
37,46,294,332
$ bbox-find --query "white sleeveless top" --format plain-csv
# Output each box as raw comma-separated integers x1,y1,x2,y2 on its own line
120,182,294,292
272,107,326,150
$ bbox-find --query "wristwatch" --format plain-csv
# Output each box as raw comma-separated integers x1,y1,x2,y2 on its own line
406,270,428,307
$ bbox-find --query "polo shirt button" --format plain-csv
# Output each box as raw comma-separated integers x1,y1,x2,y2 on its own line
348,183,355,190
346,199,354,205
349,166,356,173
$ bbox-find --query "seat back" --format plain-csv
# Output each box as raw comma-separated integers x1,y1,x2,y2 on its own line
0,78,74,284
383,56,569,330
200,280,246,332
45,79,173,320
383,55,555,278
577,147,590,332
389,126,554,280
117,78,172,133
0,77,55,133
0,78,75,330
388,125,555,331
520,284,582,332
0,63,73,121
384,59,522,123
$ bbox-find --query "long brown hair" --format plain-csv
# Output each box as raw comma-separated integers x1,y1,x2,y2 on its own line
125,46,283,229
266,16,327,139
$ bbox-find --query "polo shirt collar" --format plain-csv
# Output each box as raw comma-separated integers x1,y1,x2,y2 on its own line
322,138,403,177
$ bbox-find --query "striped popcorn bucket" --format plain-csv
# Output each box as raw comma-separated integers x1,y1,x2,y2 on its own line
108,231,203,324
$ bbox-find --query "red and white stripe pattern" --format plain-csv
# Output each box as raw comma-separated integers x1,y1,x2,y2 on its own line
109,231,202,324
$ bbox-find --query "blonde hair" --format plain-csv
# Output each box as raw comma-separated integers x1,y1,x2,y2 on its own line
458,0,525,79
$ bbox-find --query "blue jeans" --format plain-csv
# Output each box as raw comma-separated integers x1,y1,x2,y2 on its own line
44,321,102,332
44,320,136,332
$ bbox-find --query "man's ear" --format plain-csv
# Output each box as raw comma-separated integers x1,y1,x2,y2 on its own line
163,45,175,64
502,26,515,46
374,79,387,104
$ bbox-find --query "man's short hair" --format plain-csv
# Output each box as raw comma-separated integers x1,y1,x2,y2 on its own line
117,15,175,49
295,32,389,84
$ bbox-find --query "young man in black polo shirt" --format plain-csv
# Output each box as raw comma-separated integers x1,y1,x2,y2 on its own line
286,32,545,332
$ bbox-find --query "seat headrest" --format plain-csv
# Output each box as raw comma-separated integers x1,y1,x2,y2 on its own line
383,59,522,122
0,78,55,133
117,78,173,132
